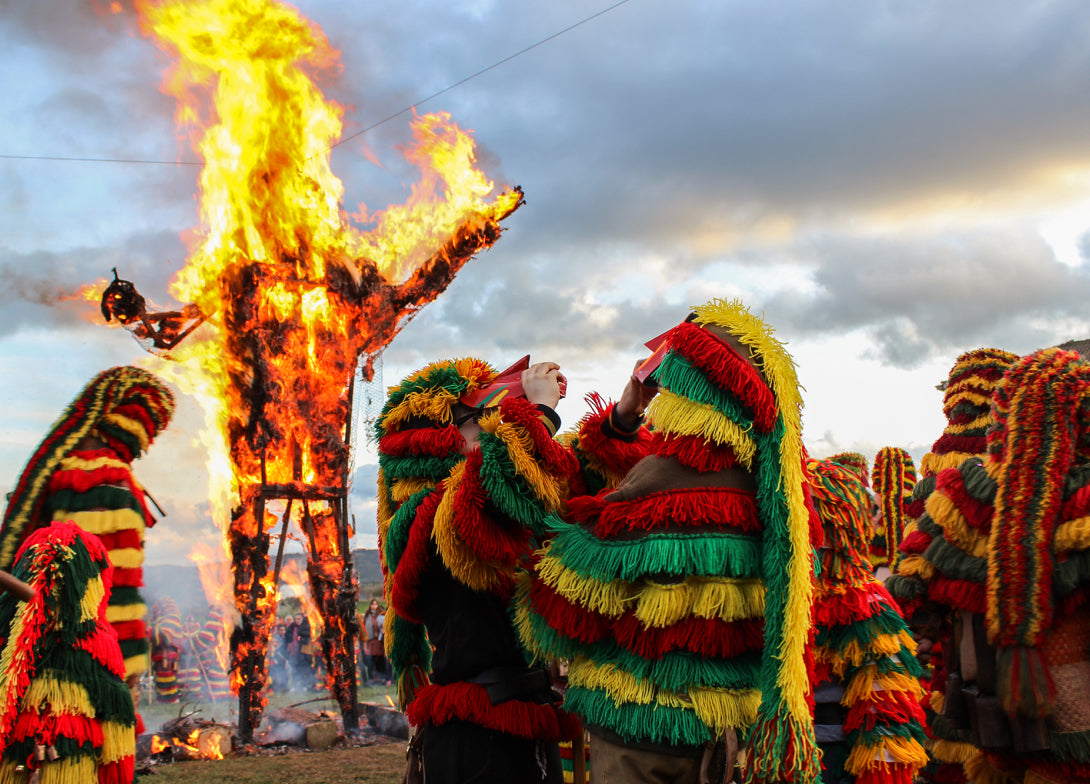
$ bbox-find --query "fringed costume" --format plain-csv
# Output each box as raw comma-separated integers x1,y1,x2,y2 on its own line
376,358,582,783
0,523,136,784
808,457,928,784
0,366,174,701
516,299,821,784
934,347,1090,784
150,599,182,703
885,348,1019,784
870,448,917,572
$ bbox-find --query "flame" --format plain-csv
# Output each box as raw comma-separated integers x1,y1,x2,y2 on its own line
279,558,322,635
134,0,523,734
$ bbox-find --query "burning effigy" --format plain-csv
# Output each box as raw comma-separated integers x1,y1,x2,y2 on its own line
97,0,524,742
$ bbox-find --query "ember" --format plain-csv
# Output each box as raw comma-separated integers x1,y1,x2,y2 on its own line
124,0,524,742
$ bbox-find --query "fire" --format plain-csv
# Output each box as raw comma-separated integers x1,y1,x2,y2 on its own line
133,0,523,739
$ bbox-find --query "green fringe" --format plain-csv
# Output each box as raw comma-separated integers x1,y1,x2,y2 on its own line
387,613,432,679
850,718,929,748
818,740,849,784
815,604,914,649
928,712,972,743
47,484,143,516
923,535,986,584
885,573,927,602
478,433,556,540
33,656,136,722
910,475,936,505
382,489,430,573
119,637,149,660
108,585,143,609
654,352,758,426
959,458,996,503
3,737,98,766
548,522,763,582
1047,727,1090,764
379,452,462,483
563,683,718,746
1055,548,1090,598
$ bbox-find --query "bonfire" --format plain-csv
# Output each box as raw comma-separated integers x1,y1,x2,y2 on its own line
106,0,523,741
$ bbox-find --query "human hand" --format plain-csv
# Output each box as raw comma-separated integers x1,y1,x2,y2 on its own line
522,362,565,409
614,360,658,429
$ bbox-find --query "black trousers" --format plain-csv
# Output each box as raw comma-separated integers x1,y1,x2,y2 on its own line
419,720,562,784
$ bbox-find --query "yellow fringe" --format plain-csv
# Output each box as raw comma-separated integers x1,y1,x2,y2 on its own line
431,464,509,593
99,720,137,764
645,391,756,469
390,477,435,505
536,551,630,617
103,547,144,570
22,677,95,716
381,388,459,431
816,630,916,676
37,755,96,784
52,508,144,536
481,412,565,511
841,668,926,703
897,554,935,582
845,736,929,772
57,452,131,473
105,602,147,624
921,451,976,478
929,689,945,714
567,657,761,733
1056,514,1090,554
633,577,765,627
99,412,151,453
927,492,989,558
0,598,33,723
122,652,148,680
80,576,106,623
930,738,979,765
691,298,814,725
965,751,1024,784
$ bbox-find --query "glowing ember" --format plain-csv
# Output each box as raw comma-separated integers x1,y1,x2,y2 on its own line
132,0,522,740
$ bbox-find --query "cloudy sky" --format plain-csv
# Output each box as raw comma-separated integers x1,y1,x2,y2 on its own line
4,0,1090,566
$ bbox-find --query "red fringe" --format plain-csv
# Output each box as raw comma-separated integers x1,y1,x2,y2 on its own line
928,576,986,614
498,396,580,477
390,490,442,623
10,711,105,747
1062,483,1090,521
378,426,463,457
99,757,136,784
110,619,145,642
812,584,887,626
668,322,777,432
651,432,743,473
931,763,968,784
110,566,142,588
935,470,992,530
112,402,156,440
612,613,764,660
592,487,760,538
449,451,528,565
76,624,126,676
854,764,918,784
899,529,932,555
571,396,652,490
528,580,610,644
45,458,134,493
930,433,985,456
843,690,927,732
406,681,580,742
94,529,143,552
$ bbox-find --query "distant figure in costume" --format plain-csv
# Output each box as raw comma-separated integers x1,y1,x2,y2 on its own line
870,447,917,574
150,598,183,703
919,348,1090,784
376,358,582,783
517,299,822,784
807,456,928,784
0,365,174,730
886,348,1020,784
0,523,136,784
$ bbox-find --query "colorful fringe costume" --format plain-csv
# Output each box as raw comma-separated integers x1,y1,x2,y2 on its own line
0,366,175,689
149,598,182,703
0,523,136,784
933,347,1090,784
870,448,917,571
885,348,1019,784
516,299,821,784
808,457,928,784
376,358,582,783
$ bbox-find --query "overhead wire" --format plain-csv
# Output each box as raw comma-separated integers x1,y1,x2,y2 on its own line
0,0,634,168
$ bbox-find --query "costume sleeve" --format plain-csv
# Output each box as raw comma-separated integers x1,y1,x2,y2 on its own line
560,393,653,497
